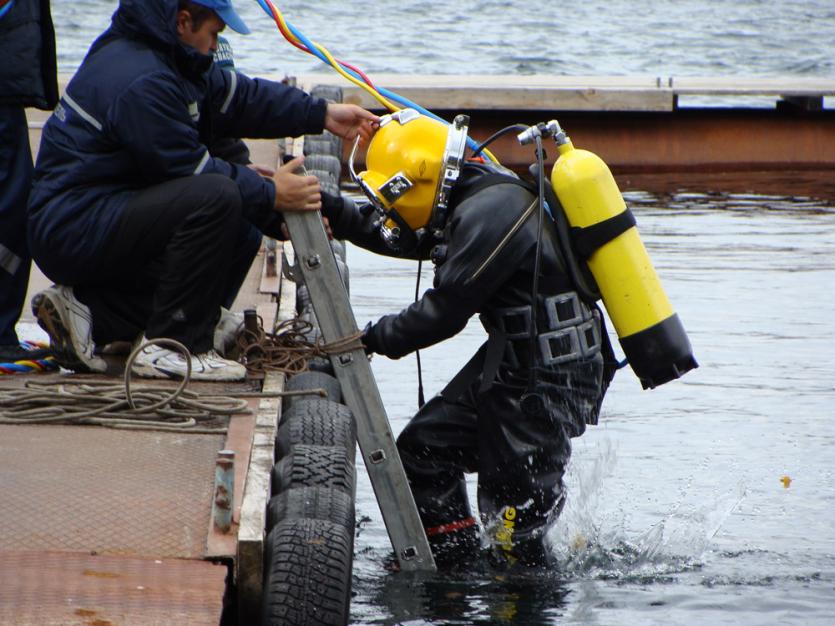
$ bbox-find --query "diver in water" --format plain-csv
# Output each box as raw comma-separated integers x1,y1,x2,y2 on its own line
322,109,619,568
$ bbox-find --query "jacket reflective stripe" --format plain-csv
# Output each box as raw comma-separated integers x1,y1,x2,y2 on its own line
62,93,103,131
0,243,22,276
194,150,210,174
220,70,237,114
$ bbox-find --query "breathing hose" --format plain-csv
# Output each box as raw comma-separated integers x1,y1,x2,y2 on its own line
253,0,498,162
519,133,547,416
0,1,15,20
471,124,530,159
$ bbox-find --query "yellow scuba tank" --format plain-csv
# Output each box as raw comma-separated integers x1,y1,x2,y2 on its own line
549,126,697,389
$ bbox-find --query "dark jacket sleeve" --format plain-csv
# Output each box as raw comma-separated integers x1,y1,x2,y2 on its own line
111,71,277,229
0,0,58,110
206,66,327,140
364,184,539,359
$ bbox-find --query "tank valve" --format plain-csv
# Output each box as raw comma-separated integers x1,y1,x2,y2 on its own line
517,120,566,146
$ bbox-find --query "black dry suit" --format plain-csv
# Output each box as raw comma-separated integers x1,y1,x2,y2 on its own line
325,162,616,567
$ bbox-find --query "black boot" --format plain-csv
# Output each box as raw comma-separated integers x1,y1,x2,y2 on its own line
409,473,482,568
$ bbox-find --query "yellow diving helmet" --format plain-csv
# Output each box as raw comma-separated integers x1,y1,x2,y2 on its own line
348,108,469,249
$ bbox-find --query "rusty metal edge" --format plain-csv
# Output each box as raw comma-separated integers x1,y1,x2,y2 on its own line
205,409,257,559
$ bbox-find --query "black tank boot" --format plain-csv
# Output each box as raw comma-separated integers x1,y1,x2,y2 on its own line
422,481,481,568
401,457,481,568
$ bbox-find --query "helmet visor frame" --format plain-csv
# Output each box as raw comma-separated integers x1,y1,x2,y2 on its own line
348,136,409,248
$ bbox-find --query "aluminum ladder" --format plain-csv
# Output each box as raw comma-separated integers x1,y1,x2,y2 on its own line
283,208,436,573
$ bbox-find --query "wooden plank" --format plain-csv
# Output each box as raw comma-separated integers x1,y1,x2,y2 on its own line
205,408,258,559
670,76,835,96
298,73,673,112
236,370,284,626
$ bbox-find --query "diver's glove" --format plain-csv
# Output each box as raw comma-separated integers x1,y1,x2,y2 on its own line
320,190,344,220
360,321,378,356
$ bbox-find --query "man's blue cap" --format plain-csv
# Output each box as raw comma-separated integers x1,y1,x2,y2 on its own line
190,0,251,35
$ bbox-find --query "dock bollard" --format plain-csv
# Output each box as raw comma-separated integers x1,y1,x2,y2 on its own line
213,449,235,533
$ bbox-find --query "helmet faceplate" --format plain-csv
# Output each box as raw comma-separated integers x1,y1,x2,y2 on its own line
349,108,469,248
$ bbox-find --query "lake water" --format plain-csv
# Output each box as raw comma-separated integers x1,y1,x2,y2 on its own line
53,1,835,80
43,2,835,625
348,190,835,625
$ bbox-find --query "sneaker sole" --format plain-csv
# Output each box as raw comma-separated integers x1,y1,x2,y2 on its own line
32,292,105,374
130,361,179,380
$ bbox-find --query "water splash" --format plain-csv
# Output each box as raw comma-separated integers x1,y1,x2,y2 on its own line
547,437,747,582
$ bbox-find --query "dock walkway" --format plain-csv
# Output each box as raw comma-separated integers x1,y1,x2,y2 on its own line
28,74,835,169
300,73,835,178
1,127,290,623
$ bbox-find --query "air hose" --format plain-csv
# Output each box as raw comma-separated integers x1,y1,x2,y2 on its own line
0,0,15,20
252,0,498,162
519,133,547,416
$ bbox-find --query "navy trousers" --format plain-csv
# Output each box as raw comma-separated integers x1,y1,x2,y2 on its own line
42,174,262,353
0,106,33,346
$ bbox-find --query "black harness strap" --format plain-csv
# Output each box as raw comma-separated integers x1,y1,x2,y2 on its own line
571,209,637,260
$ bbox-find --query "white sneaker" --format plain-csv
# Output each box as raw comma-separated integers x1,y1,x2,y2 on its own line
31,285,107,373
213,307,244,357
131,339,246,381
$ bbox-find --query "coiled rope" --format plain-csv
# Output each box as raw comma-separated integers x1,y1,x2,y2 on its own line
0,339,247,433
239,316,364,375
0,320,363,432
0,335,332,433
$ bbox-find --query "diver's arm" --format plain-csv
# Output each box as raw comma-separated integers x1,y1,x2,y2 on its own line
322,193,431,259
362,287,473,359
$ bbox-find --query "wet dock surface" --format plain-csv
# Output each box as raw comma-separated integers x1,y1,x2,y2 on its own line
1,240,288,624
0,551,227,626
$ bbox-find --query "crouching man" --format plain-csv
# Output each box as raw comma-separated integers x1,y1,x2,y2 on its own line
27,0,377,380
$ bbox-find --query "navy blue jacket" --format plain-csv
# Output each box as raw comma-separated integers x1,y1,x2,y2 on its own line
28,0,326,272
0,0,58,110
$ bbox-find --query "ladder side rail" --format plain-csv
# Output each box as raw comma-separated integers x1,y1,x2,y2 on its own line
282,210,436,572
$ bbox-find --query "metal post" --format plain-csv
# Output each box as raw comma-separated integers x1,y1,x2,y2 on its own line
283,210,436,572
213,449,235,533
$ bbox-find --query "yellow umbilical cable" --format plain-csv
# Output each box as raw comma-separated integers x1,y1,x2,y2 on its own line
261,0,499,163
263,1,399,111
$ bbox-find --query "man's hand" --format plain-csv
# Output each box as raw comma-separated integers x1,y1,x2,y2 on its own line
248,163,275,178
273,155,321,212
324,103,380,143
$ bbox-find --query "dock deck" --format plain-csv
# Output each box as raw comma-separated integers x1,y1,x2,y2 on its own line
2,127,291,625
296,73,835,182
307,73,835,112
